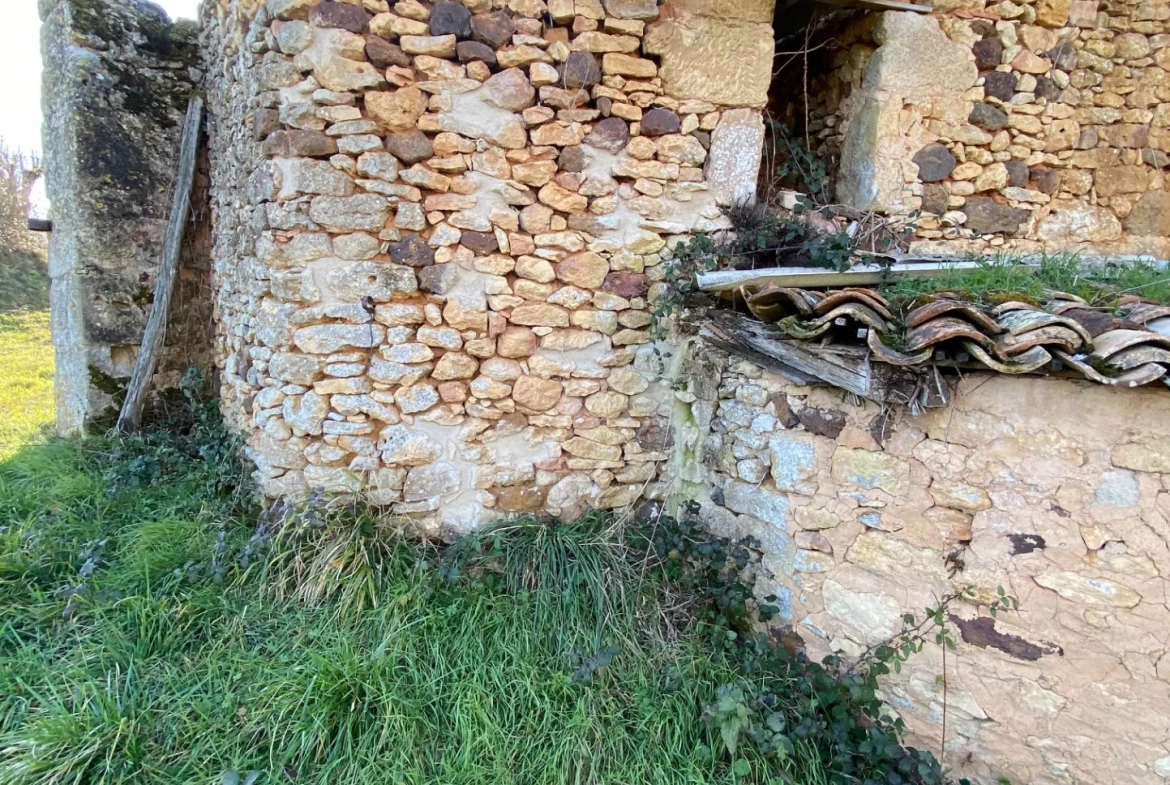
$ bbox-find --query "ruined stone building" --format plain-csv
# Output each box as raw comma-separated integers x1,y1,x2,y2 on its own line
38,0,1170,781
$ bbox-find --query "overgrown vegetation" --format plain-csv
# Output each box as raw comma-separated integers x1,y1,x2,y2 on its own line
0,391,963,785
881,253,1170,310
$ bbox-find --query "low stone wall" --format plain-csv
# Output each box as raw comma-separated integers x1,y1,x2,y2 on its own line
790,1,1170,257
676,342,1170,785
40,0,211,431
201,0,777,532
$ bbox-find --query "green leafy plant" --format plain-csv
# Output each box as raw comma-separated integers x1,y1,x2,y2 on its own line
634,501,1020,785
762,119,831,206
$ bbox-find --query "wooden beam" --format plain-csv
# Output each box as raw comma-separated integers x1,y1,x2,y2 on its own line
117,97,203,433
701,309,939,406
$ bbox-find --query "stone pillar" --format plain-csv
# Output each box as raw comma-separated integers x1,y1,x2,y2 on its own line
40,0,208,432
835,12,977,214
644,0,776,206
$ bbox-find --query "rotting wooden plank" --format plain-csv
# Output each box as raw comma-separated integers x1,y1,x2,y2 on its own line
702,309,937,406
700,324,820,387
705,310,872,397
117,97,203,433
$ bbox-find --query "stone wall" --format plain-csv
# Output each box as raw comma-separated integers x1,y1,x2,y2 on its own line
790,2,1170,257
677,342,1170,785
200,0,777,532
40,0,211,432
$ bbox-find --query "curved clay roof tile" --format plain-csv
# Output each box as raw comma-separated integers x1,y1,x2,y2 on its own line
1119,302,1170,326
812,289,893,320
1104,345,1170,372
963,341,1052,374
867,328,933,366
994,324,1085,357
905,299,1002,334
905,316,998,354
1089,329,1170,362
1054,350,1168,388
996,309,1094,348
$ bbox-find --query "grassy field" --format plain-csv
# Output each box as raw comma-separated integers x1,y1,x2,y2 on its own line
0,410,939,785
0,310,54,458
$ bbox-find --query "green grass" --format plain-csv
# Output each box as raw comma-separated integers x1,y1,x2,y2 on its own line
880,254,1170,309
0,310,54,458
0,429,850,785
0,249,49,314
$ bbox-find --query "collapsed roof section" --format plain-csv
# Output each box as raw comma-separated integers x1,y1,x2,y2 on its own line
700,266,1170,406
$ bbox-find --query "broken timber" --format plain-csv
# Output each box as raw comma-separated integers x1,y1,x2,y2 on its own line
701,309,945,407
116,97,203,433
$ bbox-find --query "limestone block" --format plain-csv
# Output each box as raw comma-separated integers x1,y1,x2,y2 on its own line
513,376,565,410
309,194,391,232
395,384,440,413
929,479,992,512
837,12,976,213
380,424,444,465
327,261,418,301
795,507,840,530
831,447,910,496
1033,570,1141,607
273,158,355,200
643,11,774,108
404,462,462,502
822,578,903,645
296,29,385,92
283,392,330,435
705,109,764,207
293,324,387,353
663,0,773,22
270,353,325,385
768,432,819,494
438,89,528,149
366,87,426,131
1036,202,1122,243
1112,435,1170,473
724,480,790,528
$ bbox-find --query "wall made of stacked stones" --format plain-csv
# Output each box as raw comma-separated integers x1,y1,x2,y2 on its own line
677,342,1170,785
200,0,778,532
798,2,1170,257
40,0,209,431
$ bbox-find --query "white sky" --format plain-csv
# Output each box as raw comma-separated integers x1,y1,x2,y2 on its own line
0,0,203,156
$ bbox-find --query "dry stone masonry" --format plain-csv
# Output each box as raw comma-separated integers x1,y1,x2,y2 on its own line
792,0,1170,256
201,0,777,532
40,0,1170,782
677,345,1170,785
